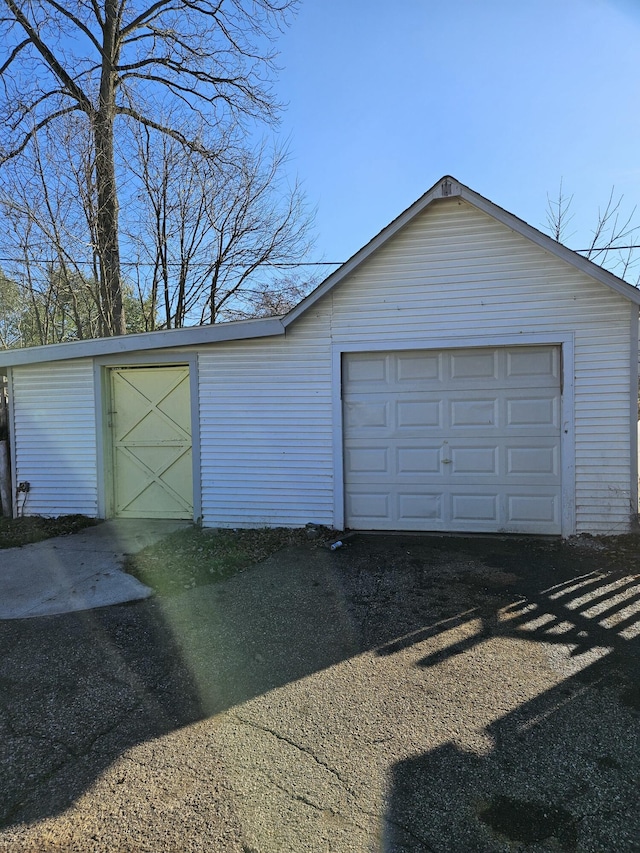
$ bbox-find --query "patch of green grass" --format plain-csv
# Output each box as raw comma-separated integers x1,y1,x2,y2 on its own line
0,514,98,549
125,525,330,596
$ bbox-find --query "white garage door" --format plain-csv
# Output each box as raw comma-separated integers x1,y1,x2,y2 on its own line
343,346,562,533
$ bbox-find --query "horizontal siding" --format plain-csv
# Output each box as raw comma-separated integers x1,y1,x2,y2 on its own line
198,310,334,528
11,360,98,517
328,200,635,534
195,199,635,534
7,198,634,535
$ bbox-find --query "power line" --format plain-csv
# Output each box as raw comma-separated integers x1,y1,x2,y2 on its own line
0,257,344,267
3,246,640,269
576,246,640,253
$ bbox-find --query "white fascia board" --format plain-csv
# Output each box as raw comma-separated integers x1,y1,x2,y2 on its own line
0,317,286,368
283,175,640,327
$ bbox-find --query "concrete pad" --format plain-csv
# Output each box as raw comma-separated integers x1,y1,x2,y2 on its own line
0,519,189,619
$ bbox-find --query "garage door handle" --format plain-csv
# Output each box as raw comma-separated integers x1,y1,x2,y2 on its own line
442,459,452,464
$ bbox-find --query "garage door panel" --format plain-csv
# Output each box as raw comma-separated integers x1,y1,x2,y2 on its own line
344,400,390,429
344,354,389,384
445,389,560,431
397,399,442,428
398,492,444,522
346,488,561,534
397,446,442,474
507,444,559,477
347,441,443,479
506,346,559,378
396,352,443,382
345,446,389,473
507,492,559,524
451,493,499,522
346,438,561,483
449,438,560,481
345,395,445,435
343,346,561,534
450,398,498,427
346,491,390,521
450,350,499,380
506,394,560,428
449,446,498,475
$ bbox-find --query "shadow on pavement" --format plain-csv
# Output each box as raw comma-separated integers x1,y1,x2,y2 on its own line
0,545,360,832
385,652,639,852
371,539,640,852
0,533,638,850
0,598,203,828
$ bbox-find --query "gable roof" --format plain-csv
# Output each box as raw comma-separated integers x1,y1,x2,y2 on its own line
283,175,640,325
2,175,639,368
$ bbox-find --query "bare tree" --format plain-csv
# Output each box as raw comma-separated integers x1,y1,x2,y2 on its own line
545,178,574,244
545,180,640,284
128,129,316,328
0,118,148,344
0,0,299,335
0,121,100,343
224,273,315,320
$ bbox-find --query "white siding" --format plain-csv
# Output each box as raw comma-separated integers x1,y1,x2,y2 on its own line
197,199,635,535
198,309,334,527
6,199,636,535
328,200,634,534
10,360,98,517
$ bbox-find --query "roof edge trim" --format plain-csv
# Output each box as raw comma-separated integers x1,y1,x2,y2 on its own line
0,316,285,368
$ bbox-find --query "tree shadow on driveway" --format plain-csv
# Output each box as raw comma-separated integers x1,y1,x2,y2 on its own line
0,544,361,840
371,538,640,852
0,533,638,851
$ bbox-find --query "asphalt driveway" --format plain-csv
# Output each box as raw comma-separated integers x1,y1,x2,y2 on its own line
0,532,638,852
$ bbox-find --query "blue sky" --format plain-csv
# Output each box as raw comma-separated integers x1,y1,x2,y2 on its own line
272,0,640,266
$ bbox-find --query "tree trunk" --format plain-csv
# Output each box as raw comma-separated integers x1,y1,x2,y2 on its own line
95,0,125,337
95,113,125,336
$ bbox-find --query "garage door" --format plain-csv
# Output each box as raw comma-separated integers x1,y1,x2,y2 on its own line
110,366,193,519
343,346,561,533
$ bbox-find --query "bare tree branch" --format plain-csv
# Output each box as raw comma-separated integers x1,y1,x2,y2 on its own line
0,36,28,75
1,105,83,163
0,0,300,336
544,180,640,285
1,0,95,113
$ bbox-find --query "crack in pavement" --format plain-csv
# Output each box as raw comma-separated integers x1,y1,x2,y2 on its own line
229,712,438,851
4,716,74,761
229,712,354,790
258,769,369,831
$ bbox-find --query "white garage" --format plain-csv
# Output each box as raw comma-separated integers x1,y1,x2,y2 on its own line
342,346,562,533
2,176,639,536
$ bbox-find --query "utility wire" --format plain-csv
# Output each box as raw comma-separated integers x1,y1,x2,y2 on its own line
0,257,344,267
4,247,640,267
576,246,640,252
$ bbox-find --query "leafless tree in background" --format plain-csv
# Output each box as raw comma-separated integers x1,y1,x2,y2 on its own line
0,0,301,336
546,180,640,284
128,127,315,328
0,118,147,345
